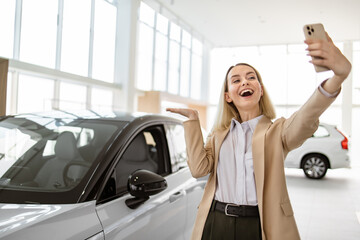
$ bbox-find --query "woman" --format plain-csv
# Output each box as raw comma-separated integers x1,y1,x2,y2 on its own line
167,33,351,240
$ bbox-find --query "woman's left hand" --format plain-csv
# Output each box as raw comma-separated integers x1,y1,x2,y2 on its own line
305,33,352,80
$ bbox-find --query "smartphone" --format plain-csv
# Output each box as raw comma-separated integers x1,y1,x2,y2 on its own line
303,23,330,72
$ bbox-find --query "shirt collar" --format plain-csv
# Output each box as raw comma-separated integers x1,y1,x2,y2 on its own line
231,115,263,133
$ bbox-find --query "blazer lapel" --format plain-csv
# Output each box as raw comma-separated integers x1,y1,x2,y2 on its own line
252,116,271,211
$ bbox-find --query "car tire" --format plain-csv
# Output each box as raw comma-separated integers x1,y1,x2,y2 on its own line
301,154,328,179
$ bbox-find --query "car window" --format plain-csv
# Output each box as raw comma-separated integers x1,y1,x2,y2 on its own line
100,125,169,201
43,126,95,157
0,127,38,178
0,118,119,192
313,125,330,137
166,124,187,172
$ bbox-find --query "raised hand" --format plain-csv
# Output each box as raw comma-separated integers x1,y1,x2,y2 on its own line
305,32,352,94
305,33,351,80
166,108,199,120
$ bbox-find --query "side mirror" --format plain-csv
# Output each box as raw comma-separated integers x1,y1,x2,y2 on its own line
125,169,167,209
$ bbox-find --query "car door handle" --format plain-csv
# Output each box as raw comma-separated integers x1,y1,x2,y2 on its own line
169,190,186,203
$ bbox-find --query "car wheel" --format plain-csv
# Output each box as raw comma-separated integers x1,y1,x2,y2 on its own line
301,154,328,179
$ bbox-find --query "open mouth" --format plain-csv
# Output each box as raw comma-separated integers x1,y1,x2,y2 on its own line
240,89,254,97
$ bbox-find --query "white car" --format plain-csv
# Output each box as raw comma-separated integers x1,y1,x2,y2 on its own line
0,110,206,239
285,123,350,179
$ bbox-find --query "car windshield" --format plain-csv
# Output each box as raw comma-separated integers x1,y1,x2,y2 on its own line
0,112,126,203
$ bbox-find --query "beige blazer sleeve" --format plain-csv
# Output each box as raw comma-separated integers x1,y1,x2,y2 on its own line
281,85,340,152
183,120,216,178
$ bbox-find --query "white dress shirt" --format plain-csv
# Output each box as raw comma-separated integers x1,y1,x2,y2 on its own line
215,115,262,206
214,80,338,206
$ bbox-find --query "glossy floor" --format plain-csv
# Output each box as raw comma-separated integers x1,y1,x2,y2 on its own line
286,166,360,240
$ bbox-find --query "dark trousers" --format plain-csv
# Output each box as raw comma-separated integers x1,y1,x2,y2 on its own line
201,201,262,240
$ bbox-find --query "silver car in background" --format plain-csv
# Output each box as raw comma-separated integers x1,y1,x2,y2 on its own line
285,123,350,179
0,110,206,239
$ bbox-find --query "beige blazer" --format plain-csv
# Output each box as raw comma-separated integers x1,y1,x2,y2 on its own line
183,88,338,240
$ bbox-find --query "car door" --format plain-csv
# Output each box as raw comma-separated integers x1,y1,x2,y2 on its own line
95,124,187,240
165,123,207,239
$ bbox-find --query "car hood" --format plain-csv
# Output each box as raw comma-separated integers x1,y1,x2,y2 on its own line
0,201,101,239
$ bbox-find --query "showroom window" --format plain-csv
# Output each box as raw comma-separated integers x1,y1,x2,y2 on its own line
61,0,91,76
0,0,15,59
91,88,113,112
17,74,54,113
180,30,191,97
92,0,116,82
136,2,155,91
136,2,204,100
16,0,116,81
153,13,169,91
168,22,181,95
3,0,117,115
20,0,58,68
59,82,87,110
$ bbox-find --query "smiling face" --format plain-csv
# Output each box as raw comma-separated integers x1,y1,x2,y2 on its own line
225,64,263,118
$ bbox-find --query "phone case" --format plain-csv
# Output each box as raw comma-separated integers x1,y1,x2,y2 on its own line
303,23,330,72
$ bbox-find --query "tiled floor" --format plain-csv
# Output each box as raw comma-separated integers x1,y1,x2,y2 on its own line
286,166,360,240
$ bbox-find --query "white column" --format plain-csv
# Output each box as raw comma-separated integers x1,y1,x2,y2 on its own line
342,42,353,136
113,0,140,112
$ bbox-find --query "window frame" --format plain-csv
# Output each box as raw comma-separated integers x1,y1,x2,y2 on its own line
4,0,118,115
136,2,204,100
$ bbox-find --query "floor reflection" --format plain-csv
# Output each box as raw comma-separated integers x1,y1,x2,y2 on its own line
286,167,360,240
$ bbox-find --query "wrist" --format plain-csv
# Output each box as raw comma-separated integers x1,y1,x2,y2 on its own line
332,74,347,84
322,75,343,94
334,61,352,80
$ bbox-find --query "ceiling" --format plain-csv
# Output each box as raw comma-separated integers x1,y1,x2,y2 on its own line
154,0,360,47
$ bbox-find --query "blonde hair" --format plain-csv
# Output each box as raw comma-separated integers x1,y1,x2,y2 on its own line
212,63,276,132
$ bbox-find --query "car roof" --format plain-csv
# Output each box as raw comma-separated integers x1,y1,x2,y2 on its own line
1,110,182,125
